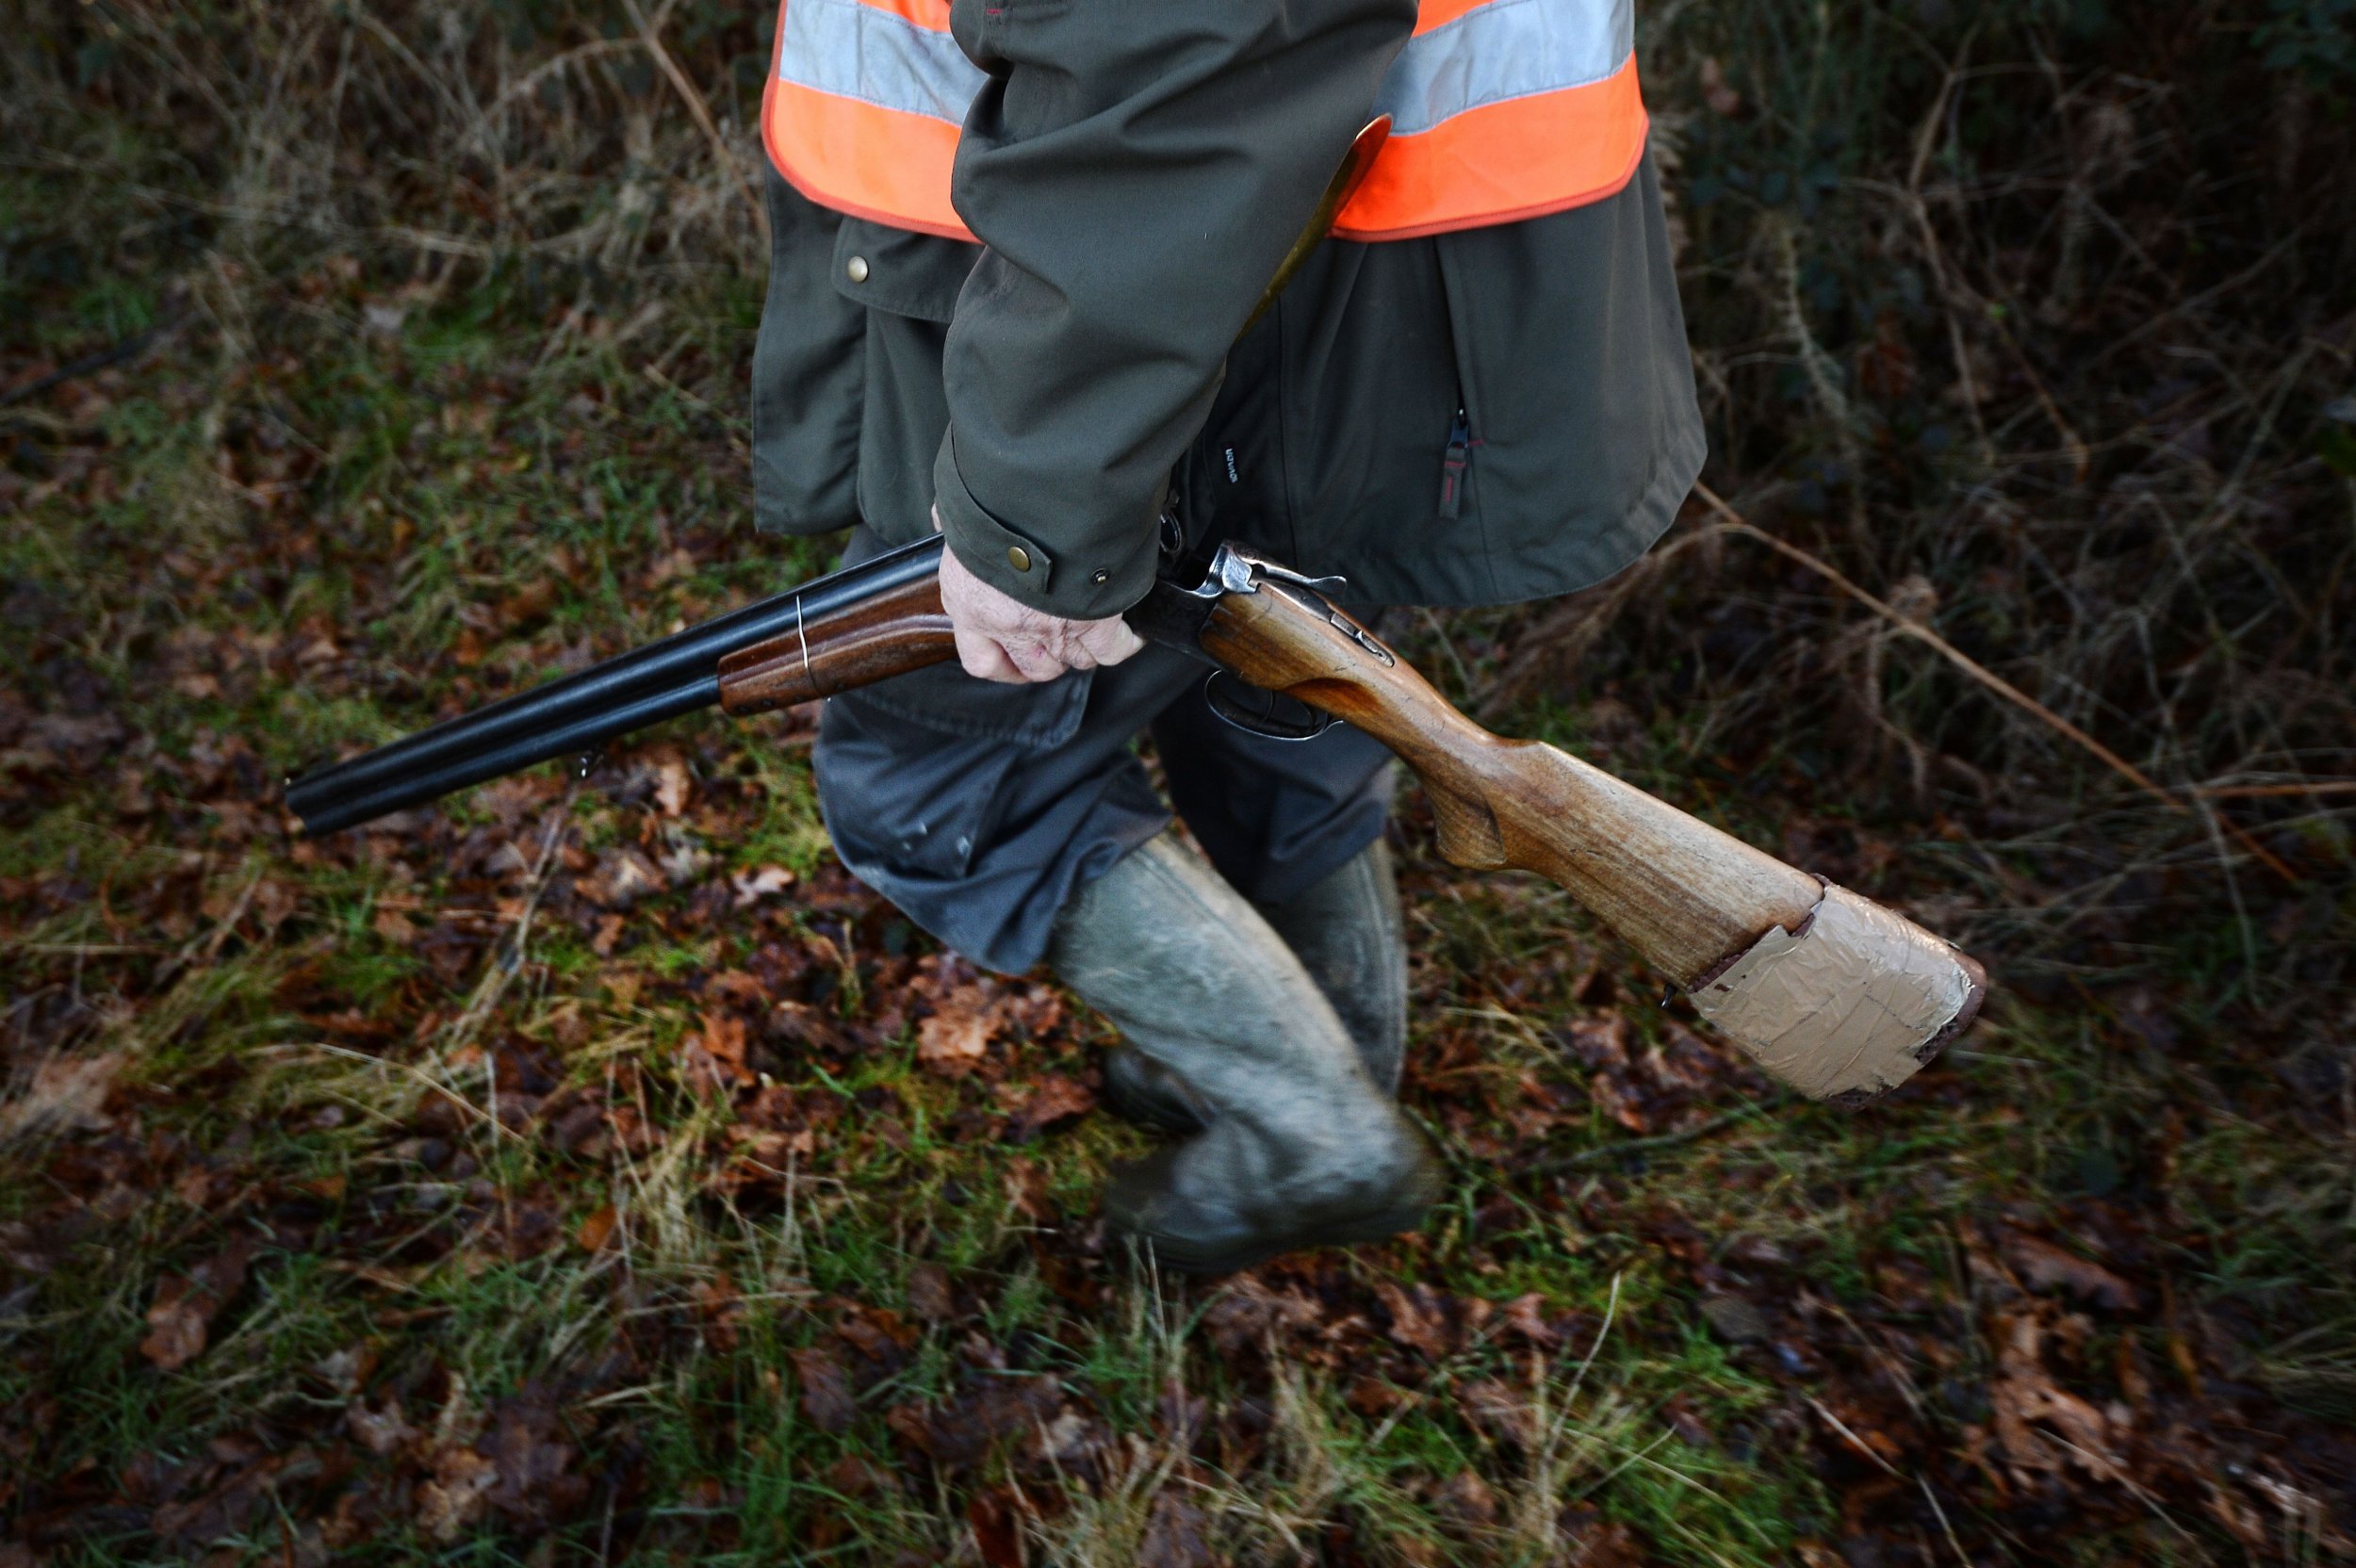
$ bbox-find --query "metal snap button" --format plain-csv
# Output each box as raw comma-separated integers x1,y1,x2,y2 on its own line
844,254,870,284
1006,545,1032,572
1090,568,1110,585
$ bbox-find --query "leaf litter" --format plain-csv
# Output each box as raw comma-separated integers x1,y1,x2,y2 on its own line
5,13,2355,1560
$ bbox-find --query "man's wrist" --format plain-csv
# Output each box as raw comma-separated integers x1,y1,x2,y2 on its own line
932,433,1162,620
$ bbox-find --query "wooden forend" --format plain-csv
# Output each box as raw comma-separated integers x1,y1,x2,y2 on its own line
717,576,956,716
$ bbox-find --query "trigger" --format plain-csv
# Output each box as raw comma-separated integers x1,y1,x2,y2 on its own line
1203,672,1336,742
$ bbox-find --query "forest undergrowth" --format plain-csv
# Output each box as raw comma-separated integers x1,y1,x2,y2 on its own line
3,1,2353,1563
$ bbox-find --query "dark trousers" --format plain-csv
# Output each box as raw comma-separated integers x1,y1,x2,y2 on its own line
811,532,1396,973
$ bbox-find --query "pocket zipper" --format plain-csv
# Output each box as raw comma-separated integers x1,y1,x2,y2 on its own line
1437,405,1472,520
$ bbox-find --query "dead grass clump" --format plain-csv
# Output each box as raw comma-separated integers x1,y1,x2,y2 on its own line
6,0,768,321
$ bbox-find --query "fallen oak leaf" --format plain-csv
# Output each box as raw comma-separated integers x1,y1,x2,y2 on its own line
1001,1156,1054,1223
139,1236,254,1371
416,1447,499,1544
834,1302,921,1362
1458,1378,1540,1448
140,1281,210,1373
1003,1074,1095,1142
732,863,797,907
791,1345,858,1433
1560,1513,1649,1567
347,1398,417,1457
483,1383,589,1527
1988,1313,2122,1480
0,1050,124,1139
2002,1229,2140,1313
575,1203,619,1252
654,759,693,817
1433,1469,1500,1536
1375,1280,1456,1359
886,1378,1061,1470
908,1263,957,1326
968,1486,1026,1568
1498,1292,1563,1348
660,841,712,887
578,847,663,908
679,1012,752,1099
314,1342,378,1396
1698,1294,1772,1346
1139,1493,1214,1568
149,1449,314,1544
917,984,1001,1077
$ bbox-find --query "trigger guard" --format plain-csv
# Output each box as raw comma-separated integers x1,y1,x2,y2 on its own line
1203,672,1336,743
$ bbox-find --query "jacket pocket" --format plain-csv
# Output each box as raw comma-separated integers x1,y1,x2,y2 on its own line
830,220,980,323
1230,236,1483,605
752,172,864,536
1429,164,1706,600
1436,403,1473,523
840,658,1093,750
1432,237,1494,588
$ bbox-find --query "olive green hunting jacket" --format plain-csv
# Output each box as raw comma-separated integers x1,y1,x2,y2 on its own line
750,0,1705,614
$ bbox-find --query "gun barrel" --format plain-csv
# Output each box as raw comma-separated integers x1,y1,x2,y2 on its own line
286,535,945,834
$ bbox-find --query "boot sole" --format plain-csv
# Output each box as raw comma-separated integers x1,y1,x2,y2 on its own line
1121,1194,1433,1277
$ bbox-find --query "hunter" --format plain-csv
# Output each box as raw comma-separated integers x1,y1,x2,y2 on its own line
751,0,1705,1272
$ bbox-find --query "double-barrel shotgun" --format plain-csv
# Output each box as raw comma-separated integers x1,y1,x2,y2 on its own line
285,528,1986,1105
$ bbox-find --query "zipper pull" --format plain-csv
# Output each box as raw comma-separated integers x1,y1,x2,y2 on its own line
1438,406,1472,520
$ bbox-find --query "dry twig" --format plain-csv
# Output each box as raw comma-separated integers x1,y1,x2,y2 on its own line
622,0,768,249
1692,483,2186,813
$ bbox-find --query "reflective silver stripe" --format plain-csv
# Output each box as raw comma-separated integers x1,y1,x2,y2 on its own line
1376,0,1635,137
776,0,1630,139
776,0,982,125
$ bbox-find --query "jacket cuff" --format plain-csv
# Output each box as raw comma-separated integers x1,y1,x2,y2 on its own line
932,430,1163,619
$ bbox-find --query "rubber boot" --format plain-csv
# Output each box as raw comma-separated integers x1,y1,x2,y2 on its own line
1050,833,1439,1274
1103,837,1406,1132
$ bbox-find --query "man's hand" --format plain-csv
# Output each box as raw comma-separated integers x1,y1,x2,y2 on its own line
937,518,1145,683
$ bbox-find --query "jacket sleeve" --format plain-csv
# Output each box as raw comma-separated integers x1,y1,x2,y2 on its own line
932,0,1417,618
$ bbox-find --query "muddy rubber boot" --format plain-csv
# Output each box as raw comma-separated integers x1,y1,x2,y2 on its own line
1260,837,1408,1094
1050,833,1439,1274
1103,838,1407,1130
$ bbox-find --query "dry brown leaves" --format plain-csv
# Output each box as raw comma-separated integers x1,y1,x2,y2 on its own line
2001,1228,2140,1313
679,1010,752,1099
790,1345,858,1434
0,1051,123,1142
884,1376,1063,1472
905,954,1069,1083
1987,1313,2125,1482
139,1236,255,1372
916,993,997,1075
1138,1494,1215,1568
1000,1073,1096,1142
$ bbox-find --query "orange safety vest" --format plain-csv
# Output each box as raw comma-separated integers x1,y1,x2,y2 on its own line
761,0,1649,244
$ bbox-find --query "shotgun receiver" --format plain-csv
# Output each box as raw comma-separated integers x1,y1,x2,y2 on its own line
286,533,1986,1105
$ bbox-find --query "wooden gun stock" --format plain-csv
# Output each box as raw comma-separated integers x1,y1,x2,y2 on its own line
1192,554,1987,1104
1198,579,1821,983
